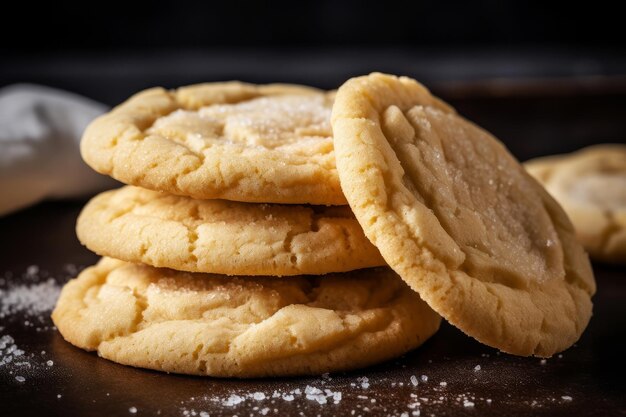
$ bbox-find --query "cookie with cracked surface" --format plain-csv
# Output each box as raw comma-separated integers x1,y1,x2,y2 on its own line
331,73,596,357
77,186,385,276
80,82,346,205
526,144,626,263
52,257,441,377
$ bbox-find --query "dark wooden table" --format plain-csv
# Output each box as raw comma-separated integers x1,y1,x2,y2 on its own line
1,68,625,416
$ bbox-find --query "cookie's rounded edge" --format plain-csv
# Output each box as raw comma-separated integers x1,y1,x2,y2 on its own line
51,257,132,351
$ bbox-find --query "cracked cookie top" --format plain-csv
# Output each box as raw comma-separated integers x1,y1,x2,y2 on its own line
51,258,441,377
332,73,596,357
77,186,384,276
526,144,626,263
80,82,345,205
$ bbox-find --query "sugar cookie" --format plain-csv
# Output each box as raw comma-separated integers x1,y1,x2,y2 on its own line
52,258,441,377
77,186,385,276
81,82,345,205
332,73,595,357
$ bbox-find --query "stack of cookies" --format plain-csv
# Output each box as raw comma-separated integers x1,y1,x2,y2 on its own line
52,81,441,377
53,73,596,377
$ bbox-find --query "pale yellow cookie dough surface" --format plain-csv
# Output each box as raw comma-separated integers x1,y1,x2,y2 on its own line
526,144,626,263
52,258,441,377
332,73,596,357
77,186,385,276
81,82,346,205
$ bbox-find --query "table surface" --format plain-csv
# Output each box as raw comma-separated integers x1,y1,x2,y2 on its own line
1,79,625,417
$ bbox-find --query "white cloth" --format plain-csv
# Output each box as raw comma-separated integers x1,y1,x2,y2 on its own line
0,84,114,216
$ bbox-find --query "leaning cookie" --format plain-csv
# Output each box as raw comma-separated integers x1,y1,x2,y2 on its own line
525,144,626,263
332,73,596,357
77,186,385,276
52,258,441,377
81,82,346,205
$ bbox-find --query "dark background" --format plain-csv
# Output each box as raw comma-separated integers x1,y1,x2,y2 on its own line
2,0,626,50
2,0,626,93
2,0,625,159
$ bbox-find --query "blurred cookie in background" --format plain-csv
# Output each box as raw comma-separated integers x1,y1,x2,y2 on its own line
526,144,626,264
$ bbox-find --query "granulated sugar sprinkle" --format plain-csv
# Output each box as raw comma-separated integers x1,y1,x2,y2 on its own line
0,335,25,367
0,278,60,320
357,376,370,389
180,385,344,416
176,360,580,417
0,265,75,384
